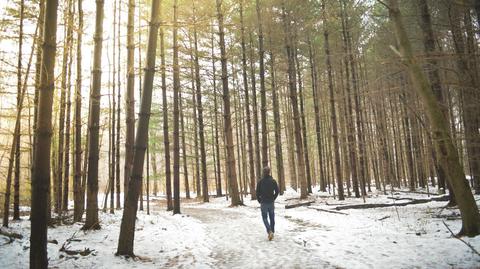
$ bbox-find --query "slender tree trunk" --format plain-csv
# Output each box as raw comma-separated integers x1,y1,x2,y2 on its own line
216,0,242,206
295,47,313,194
282,4,308,199
418,0,448,194
269,37,285,195
239,0,256,199
192,4,208,202
30,0,58,266
73,0,83,222
116,0,122,210
172,0,181,214
386,0,480,236
339,8,359,197
308,37,326,192
109,0,117,214
255,0,269,168
32,0,45,182
124,0,135,205
212,28,223,196
249,33,262,181
117,0,161,255
63,0,74,212
152,152,158,196
179,82,190,199
321,0,344,199
159,8,173,210
5,0,37,225
83,0,105,230
12,0,25,221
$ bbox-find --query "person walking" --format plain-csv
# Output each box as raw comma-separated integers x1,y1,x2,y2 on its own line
256,166,279,241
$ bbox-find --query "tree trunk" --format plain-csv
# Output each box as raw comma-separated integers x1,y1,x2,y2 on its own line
179,80,190,199
295,47,313,194
73,0,83,222
12,0,25,221
172,0,181,214
159,8,173,211
417,0,448,194
282,4,308,199
269,37,286,195
30,0,58,266
116,0,122,210
83,0,105,230
211,27,223,197
321,0,344,199
239,0,256,199
62,0,74,212
216,0,242,206
191,8,208,202
308,37,326,192
116,0,161,255
386,0,480,236
124,0,135,206
249,33,262,181
255,0,269,168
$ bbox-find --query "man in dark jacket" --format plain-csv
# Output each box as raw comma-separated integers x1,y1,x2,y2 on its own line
256,166,279,241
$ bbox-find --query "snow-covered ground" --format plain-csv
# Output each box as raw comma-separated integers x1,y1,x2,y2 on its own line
1,188,480,268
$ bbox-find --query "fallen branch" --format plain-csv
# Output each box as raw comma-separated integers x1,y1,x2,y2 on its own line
285,201,314,209
393,190,441,196
307,207,349,215
387,197,415,201
334,196,449,210
60,246,94,256
0,227,23,239
443,221,480,257
378,216,390,221
59,230,94,257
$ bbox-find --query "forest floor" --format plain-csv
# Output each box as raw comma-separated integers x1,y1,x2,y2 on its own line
1,187,480,268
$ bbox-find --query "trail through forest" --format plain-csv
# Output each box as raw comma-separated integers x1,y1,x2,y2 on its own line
182,205,333,268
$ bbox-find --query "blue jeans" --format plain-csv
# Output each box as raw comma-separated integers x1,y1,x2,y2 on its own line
260,202,275,234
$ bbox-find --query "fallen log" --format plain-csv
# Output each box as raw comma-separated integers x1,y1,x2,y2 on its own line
334,196,449,210
285,201,314,209
307,207,349,215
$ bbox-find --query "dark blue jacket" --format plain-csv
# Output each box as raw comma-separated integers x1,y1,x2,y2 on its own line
256,176,279,204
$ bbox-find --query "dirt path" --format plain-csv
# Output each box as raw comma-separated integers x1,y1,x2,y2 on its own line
182,204,335,269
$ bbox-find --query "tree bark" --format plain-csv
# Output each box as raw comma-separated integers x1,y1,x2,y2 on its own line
269,37,286,195
124,0,135,206
211,27,223,197
73,0,83,222
13,0,25,221
322,0,344,200
116,0,161,255
83,0,105,230
239,0,256,199
282,3,308,199
216,0,242,206
172,0,181,214
159,7,173,210
255,0,269,168
62,0,74,212
30,0,58,266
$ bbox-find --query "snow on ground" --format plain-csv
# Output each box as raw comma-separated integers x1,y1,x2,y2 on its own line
1,188,480,268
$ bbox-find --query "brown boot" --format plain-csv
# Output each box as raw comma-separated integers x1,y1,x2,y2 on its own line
268,231,273,241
